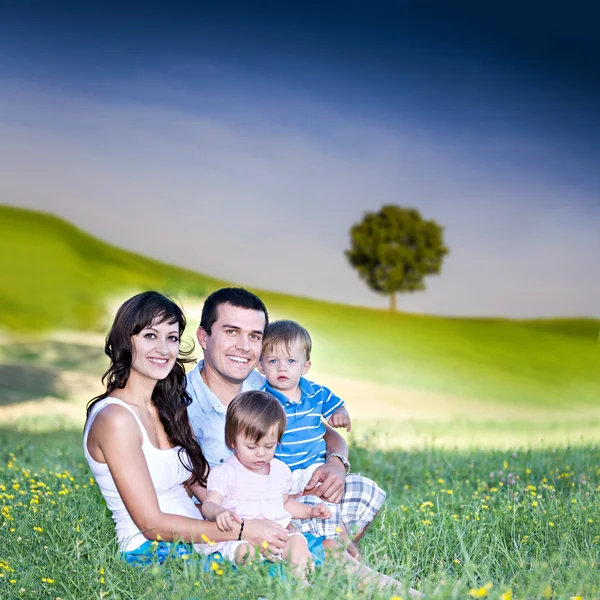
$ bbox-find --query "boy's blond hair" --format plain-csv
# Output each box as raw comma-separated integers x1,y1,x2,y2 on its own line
261,320,312,361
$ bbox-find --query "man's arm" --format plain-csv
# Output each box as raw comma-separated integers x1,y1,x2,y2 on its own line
302,424,348,504
324,422,350,454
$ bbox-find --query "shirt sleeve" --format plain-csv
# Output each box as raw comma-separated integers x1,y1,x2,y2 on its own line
320,386,345,418
206,464,232,498
281,461,294,494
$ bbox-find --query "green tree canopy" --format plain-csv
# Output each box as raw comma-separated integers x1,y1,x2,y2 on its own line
345,205,449,311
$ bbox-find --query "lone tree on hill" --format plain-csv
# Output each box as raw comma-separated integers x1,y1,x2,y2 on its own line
345,205,449,311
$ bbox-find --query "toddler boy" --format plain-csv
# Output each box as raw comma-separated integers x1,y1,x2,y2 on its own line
258,319,356,553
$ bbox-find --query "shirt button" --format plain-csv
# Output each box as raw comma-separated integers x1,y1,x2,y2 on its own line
220,459,224,463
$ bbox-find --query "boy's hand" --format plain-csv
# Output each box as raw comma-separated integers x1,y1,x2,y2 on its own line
310,502,331,520
327,407,352,432
215,510,242,532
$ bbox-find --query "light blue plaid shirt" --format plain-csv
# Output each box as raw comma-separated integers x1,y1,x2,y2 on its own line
185,361,265,467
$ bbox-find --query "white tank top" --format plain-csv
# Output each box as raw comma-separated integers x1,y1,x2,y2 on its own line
83,397,205,552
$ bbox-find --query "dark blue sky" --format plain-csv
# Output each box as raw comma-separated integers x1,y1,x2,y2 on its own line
2,0,599,189
1,1,598,315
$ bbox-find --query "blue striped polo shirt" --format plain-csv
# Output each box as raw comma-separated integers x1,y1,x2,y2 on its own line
263,377,345,471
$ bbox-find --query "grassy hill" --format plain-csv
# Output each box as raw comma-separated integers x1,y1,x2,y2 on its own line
1,204,598,410
0,205,223,331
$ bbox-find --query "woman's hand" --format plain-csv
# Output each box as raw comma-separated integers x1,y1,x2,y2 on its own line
242,518,289,555
215,510,242,532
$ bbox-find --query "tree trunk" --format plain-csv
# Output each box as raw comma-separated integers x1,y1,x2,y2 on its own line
389,292,396,312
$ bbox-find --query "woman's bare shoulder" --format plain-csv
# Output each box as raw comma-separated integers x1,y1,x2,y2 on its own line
90,402,140,436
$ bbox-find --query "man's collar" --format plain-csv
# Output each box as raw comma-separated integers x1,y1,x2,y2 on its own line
190,360,226,412
189,360,265,411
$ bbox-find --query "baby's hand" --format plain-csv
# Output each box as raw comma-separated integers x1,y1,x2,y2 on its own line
327,407,352,432
311,502,331,520
215,510,242,532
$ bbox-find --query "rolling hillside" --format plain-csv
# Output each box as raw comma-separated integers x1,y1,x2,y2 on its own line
1,204,598,409
0,205,222,331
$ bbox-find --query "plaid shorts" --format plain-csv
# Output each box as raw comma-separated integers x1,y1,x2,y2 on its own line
292,474,386,539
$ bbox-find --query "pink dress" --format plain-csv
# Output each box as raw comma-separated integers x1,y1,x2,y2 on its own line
207,455,293,527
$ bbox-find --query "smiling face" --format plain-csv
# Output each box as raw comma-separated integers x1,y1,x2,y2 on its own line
130,319,180,382
233,425,280,473
197,302,266,385
259,338,311,394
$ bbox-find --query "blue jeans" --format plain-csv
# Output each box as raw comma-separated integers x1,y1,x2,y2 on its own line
121,533,325,568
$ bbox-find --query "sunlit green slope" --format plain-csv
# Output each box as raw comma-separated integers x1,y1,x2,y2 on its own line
0,205,222,330
1,204,598,407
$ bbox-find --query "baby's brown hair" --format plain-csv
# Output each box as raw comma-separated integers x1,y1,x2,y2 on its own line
225,390,287,450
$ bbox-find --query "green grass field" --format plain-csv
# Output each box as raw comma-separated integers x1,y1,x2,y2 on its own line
1,426,599,599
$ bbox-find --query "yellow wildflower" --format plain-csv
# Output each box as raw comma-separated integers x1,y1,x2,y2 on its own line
543,585,553,597
469,584,492,598
500,590,513,600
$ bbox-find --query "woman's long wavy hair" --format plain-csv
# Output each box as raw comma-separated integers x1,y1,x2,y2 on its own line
86,291,209,487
